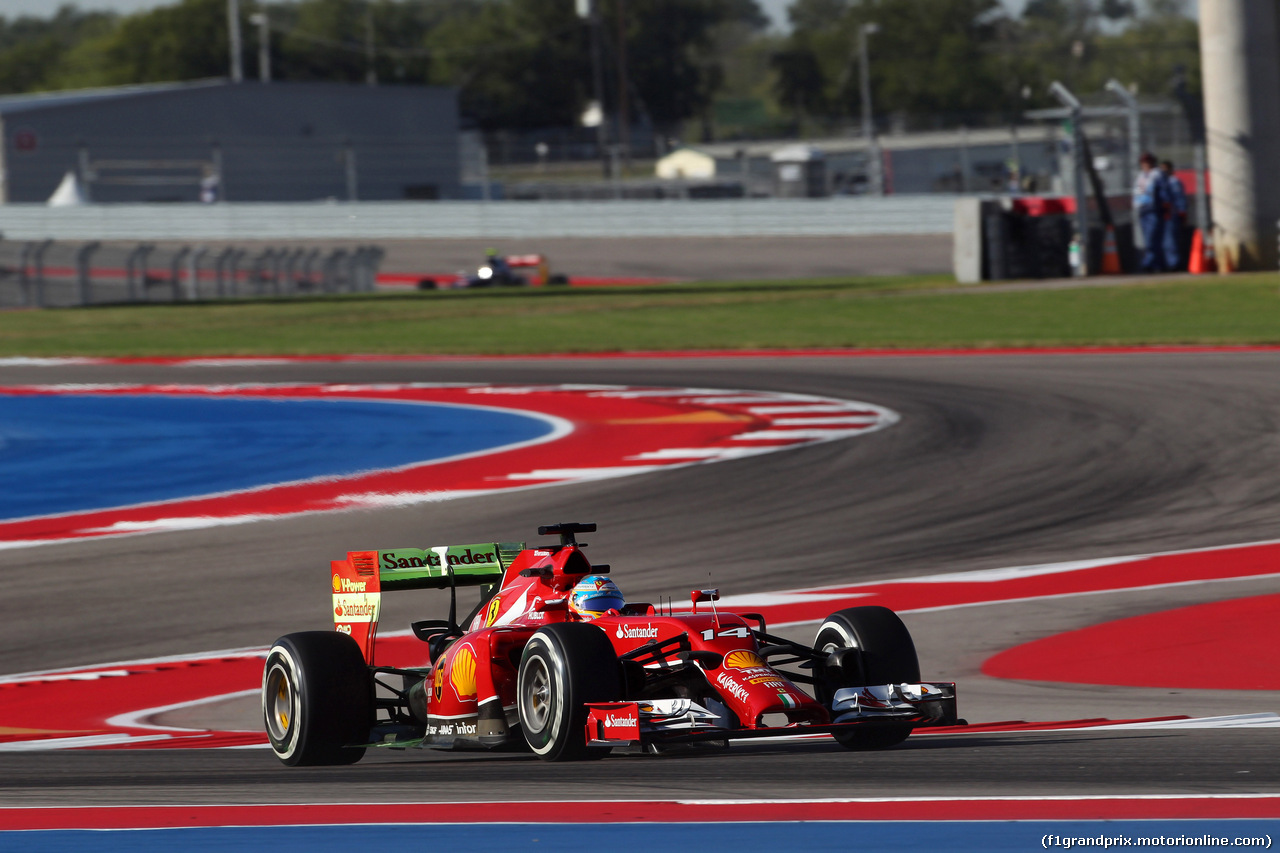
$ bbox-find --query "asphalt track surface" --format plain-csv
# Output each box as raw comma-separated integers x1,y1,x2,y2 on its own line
2,351,1280,805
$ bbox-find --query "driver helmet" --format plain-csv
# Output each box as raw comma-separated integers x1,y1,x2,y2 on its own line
569,575,625,618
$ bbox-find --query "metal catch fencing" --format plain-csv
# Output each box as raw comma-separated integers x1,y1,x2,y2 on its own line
0,240,384,309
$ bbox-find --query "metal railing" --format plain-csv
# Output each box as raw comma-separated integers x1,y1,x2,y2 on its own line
0,238,383,309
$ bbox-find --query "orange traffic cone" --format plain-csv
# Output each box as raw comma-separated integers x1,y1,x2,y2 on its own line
1188,228,1217,274
1100,225,1122,274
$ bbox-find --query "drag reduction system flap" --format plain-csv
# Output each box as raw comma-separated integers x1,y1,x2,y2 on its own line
351,542,525,591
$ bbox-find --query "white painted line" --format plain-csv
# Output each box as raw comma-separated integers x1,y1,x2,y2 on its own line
1095,713,1280,729
0,357,105,366
771,416,882,426
678,793,1280,805
907,556,1148,584
504,466,668,481
0,733,173,751
626,448,778,461
747,404,871,415
80,515,284,534
334,489,501,508
588,388,727,399
733,429,866,441
106,689,260,734
6,793,1279,812
685,396,783,404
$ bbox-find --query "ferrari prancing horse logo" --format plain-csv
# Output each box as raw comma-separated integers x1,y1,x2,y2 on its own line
483,597,502,627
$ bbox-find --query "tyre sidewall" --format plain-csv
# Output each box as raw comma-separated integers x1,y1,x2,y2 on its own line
261,631,372,766
815,606,920,688
518,634,567,757
814,606,919,751
262,644,306,764
517,623,619,761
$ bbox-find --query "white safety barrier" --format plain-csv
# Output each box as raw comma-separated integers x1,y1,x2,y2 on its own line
0,197,961,242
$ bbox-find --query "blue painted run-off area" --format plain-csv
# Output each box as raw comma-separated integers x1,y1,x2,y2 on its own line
4,821,1278,853
0,394,554,521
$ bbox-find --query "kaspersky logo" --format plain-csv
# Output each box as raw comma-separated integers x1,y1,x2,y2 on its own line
615,624,658,640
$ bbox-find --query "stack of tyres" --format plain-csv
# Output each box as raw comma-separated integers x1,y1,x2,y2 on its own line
1000,212,1072,280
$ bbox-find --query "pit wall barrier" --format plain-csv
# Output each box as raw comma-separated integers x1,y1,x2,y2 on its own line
955,194,1208,283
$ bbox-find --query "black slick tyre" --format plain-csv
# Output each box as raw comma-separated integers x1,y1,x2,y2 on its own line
517,622,620,761
814,606,919,751
262,631,374,766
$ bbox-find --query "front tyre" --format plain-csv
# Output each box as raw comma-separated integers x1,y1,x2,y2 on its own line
518,623,620,761
262,631,374,766
815,606,920,751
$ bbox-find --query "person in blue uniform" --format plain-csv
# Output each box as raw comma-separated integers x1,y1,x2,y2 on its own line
1160,160,1188,271
1133,152,1169,272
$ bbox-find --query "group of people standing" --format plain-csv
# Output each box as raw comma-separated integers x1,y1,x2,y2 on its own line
1132,152,1189,272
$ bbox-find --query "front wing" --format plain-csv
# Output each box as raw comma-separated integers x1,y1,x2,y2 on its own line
584,681,958,747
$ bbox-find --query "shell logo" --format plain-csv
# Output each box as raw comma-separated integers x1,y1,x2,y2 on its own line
332,574,342,593
450,647,478,699
724,650,767,670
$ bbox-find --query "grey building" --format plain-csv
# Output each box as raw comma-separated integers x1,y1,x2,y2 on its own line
0,80,460,203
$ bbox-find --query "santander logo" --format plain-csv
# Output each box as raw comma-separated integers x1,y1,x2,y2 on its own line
604,714,637,728
615,624,659,640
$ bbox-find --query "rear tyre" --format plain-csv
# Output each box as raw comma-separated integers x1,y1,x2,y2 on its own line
518,623,620,761
262,631,373,766
815,606,919,751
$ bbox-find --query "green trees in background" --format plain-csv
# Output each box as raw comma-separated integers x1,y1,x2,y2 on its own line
0,0,746,133
770,0,1199,133
0,0,1200,139
0,6,116,92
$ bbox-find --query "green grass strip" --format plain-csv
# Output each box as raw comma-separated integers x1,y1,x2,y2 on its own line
1,274,1278,357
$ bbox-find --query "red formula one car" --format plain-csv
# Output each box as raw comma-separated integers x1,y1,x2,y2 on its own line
262,523,958,764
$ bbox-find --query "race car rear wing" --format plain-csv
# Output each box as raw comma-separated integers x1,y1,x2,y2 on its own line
331,542,524,663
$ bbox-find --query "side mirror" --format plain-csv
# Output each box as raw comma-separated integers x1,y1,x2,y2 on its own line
690,588,720,613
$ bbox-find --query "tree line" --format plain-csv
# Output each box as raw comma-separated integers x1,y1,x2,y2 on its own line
0,0,1198,139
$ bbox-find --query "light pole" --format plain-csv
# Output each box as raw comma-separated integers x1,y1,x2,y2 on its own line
364,6,377,86
858,22,882,195
227,0,243,82
1105,78,1140,193
1049,80,1089,276
576,0,609,178
249,12,270,82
